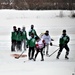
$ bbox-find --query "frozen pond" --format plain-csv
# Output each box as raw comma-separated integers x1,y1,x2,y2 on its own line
0,10,75,75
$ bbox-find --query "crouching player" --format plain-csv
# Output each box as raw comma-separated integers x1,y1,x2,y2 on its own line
33,37,45,61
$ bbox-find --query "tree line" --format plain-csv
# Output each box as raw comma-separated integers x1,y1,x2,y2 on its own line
0,0,75,10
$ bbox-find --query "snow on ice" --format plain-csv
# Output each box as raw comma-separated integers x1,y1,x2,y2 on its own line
0,9,75,75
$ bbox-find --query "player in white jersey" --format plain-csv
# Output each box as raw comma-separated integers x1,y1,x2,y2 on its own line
42,30,52,55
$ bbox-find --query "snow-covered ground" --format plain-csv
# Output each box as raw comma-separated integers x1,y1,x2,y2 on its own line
0,9,75,75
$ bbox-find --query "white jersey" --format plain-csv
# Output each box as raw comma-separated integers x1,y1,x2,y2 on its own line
36,39,44,49
42,34,51,44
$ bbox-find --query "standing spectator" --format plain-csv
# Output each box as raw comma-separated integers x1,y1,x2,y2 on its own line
42,30,53,55
11,26,17,52
21,27,28,51
16,28,22,51
27,33,36,60
56,29,70,59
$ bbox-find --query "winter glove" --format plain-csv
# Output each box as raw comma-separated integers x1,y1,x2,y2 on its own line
50,42,53,46
51,39,54,41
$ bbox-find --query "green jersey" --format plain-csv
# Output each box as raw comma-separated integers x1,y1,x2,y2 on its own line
16,31,22,41
59,35,70,45
22,31,27,40
27,38,36,47
29,29,37,37
11,31,17,40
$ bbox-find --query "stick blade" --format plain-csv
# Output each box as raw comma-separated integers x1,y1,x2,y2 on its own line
11,54,27,59
15,57,19,59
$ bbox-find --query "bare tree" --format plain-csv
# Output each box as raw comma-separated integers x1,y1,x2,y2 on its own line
0,0,74,10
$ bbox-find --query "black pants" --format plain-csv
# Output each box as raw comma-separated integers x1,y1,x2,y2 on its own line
34,48,44,60
57,44,70,57
28,47,35,59
11,40,16,51
17,41,22,51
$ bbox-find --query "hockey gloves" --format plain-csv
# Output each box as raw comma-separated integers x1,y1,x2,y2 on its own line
50,42,53,46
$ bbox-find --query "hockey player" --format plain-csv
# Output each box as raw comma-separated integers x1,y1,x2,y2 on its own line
27,33,36,60
33,37,45,61
21,27,28,50
56,29,70,59
42,30,53,55
29,25,38,38
11,26,17,52
16,28,22,51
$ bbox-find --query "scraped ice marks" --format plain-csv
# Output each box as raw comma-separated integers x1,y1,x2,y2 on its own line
11,54,27,58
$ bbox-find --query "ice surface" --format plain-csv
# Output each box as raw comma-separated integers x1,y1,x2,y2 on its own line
0,9,75,75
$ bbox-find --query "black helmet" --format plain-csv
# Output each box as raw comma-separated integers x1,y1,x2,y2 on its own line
45,30,49,35
63,29,66,32
18,28,21,31
13,26,16,29
46,30,49,33
31,25,34,29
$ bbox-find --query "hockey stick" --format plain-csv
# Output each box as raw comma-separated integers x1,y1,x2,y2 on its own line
15,50,25,59
48,48,59,57
52,45,59,47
